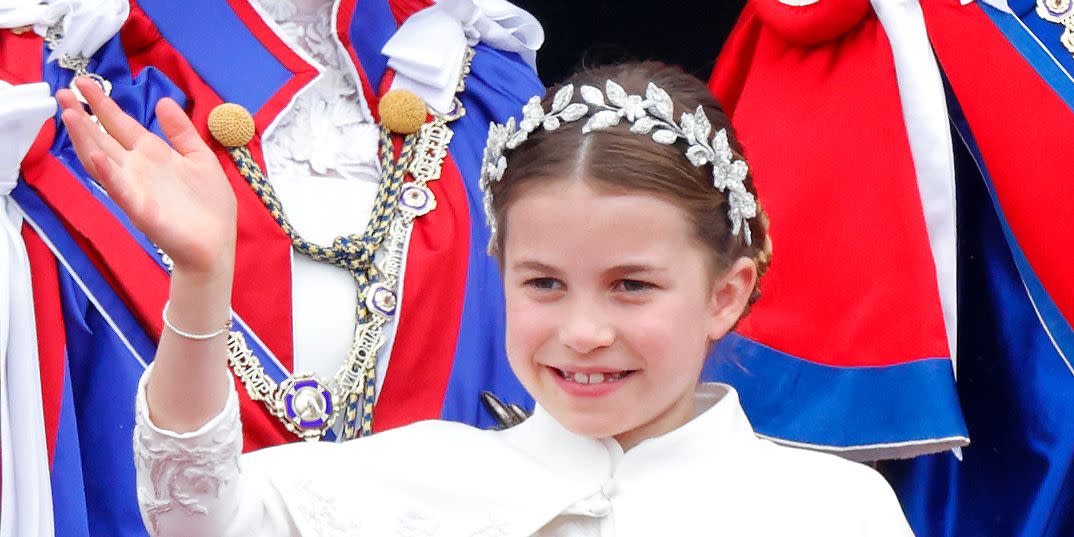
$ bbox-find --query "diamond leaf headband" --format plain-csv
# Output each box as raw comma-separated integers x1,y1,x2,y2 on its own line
480,80,758,250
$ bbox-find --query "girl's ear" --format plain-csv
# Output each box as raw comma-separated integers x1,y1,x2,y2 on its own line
707,257,758,340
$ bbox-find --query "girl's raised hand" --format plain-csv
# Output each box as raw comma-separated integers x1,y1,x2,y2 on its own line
57,77,237,277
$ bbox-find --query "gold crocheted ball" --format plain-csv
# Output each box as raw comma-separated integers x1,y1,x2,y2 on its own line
207,103,255,148
378,89,427,134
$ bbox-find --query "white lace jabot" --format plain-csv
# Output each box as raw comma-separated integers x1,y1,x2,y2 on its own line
252,0,382,188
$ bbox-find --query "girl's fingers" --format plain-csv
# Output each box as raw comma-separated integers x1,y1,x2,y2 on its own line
61,106,128,170
55,89,83,113
90,151,144,224
59,109,99,176
59,108,126,178
88,151,120,194
57,89,111,174
75,77,151,151
156,98,209,157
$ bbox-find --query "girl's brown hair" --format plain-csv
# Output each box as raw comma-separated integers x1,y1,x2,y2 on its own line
488,61,772,311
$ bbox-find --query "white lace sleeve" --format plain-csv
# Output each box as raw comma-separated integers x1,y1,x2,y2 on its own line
133,366,293,537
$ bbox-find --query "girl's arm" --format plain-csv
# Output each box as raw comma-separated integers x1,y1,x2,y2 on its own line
59,78,298,535
58,77,236,432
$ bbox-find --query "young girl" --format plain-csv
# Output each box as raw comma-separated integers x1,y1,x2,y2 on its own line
58,61,914,536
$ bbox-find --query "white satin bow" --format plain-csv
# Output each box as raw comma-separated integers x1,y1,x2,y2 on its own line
0,0,129,61
383,0,544,114
0,82,55,193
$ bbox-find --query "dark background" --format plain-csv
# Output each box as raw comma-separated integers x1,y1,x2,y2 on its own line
512,1,747,86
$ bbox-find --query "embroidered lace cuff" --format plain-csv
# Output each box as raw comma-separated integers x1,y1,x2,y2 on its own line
134,364,243,535
134,363,240,439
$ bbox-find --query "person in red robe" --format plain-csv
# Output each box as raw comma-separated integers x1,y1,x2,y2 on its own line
712,1,1074,534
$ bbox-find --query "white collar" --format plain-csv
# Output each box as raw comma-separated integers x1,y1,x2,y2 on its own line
271,382,895,536
265,382,899,535
498,383,759,490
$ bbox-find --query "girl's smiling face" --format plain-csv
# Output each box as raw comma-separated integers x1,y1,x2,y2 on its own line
502,178,757,449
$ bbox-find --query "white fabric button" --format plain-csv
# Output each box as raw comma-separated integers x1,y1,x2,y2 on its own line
600,478,619,499
587,498,612,517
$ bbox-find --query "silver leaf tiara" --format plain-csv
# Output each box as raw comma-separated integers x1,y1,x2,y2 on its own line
480,80,758,251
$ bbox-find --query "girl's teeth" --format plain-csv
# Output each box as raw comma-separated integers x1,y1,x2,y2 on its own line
561,370,626,384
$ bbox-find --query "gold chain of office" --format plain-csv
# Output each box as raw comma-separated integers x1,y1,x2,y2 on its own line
223,50,474,442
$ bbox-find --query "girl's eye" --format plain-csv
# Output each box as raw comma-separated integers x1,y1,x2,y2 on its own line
524,277,563,290
614,279,654,292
